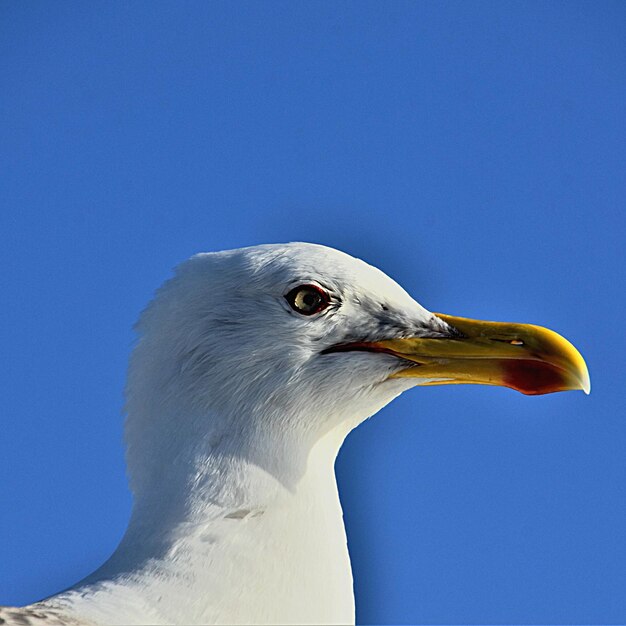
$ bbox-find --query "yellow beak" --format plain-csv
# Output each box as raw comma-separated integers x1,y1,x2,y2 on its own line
375,313,590,395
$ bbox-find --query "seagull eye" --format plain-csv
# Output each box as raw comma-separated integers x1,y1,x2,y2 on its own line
285,284,330,316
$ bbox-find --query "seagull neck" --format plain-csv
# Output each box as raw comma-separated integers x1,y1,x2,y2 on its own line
125,434,308,544
57,418,356,625
128,415,324,528
103,402,352,566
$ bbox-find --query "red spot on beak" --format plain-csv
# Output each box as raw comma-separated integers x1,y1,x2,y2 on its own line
501,359,568,395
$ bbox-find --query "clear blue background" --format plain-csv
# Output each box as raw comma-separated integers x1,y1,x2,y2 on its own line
1,2,624,623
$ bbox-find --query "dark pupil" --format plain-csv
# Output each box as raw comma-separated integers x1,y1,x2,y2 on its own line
302,292,318,308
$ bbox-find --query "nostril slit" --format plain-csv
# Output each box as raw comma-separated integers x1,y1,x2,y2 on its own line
493,338,525,345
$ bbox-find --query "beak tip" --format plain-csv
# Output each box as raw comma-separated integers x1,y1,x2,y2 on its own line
578,363,591,395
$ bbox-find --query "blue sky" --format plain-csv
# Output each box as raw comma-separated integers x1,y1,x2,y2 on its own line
1,2,624,623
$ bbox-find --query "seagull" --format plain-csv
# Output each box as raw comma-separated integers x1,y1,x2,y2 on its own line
2,243,589,626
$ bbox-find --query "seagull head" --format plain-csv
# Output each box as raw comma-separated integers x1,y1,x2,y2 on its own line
125,243,589,491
